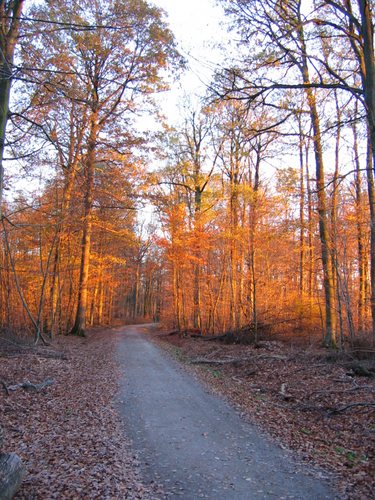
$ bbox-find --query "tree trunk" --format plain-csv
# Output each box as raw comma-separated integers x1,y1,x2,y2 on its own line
50,159,78,336
298,21,337,347
331,92,344,344
0,453,25,500
248,149,260,339
229,176,238,330
193,187,202,330
352,115,367,333
97,267,104,325
173,263,181,330
0,1,25,219
70,110,98,336
357,1,375,168
366,136,375,339
133,261,140,319
298,114,306,300
307,90,336,347
305,153,315,314
356,1,375,336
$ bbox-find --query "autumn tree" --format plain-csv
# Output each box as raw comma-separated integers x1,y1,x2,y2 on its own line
177,108,221,330
19,0,179,336
153,101,284,335
312,0,375,337
213,101,280,333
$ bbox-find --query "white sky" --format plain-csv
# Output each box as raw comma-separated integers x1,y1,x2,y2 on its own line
150,0,230,121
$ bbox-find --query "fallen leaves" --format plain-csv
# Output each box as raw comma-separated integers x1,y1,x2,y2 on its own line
0,330,155,499
2,327,373,499
155,331,375,500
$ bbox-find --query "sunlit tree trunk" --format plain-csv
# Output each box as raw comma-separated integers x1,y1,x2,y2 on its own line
98,274,105,325
366,134,375,339
297,18,337,346
193,187,202,330
299,165,305,301
352,116,367,332
70,109,98,336
307,94,336,346
229,165,239,330
297,114,306,301
331,93,343,344
0,237,11,328
89,281,98,326
50,159,79,335
173,262,182,330
305,153,316,317
49,105,85,336
248,147,260,338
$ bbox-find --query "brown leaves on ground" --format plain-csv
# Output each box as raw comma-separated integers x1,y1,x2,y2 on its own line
2,327,373,499
154,330,375,500
0,330,155,499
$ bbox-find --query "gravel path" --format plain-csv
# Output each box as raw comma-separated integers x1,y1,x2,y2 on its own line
116,324,335,500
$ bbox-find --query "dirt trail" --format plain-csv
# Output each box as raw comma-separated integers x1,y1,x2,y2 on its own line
116,324,335,499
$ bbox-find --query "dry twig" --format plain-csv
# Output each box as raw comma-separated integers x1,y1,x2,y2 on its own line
3,379,54,394
329,402,375,415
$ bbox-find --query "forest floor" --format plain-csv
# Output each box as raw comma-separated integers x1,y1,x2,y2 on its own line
0,325,374,499
0,328,159,499
150,327,375,500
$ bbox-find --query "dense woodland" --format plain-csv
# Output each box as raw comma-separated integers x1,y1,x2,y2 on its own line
0,0,374,349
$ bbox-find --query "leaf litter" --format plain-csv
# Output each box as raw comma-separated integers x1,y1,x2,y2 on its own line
2,326,374,500
0,329,161,499
152,329,375,500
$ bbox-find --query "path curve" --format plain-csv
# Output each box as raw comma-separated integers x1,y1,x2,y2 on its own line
115,324,335,499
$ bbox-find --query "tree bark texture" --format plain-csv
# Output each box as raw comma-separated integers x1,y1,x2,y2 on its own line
0,0,25,218
297,18,337,346
70,110,98,336
0,452,24,500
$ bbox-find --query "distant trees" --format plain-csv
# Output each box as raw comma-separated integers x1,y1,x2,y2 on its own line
153,102,282,335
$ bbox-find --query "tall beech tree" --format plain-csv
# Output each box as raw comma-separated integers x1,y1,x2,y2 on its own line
214,101,279,333
156,107,222,330
311,0,375,337
178,109,220,330
0,0,24,217
25,0,179,336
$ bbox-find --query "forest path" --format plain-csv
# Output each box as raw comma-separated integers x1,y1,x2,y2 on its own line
115,324,335,499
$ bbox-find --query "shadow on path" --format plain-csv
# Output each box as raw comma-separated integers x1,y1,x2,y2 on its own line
115,324,335,499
